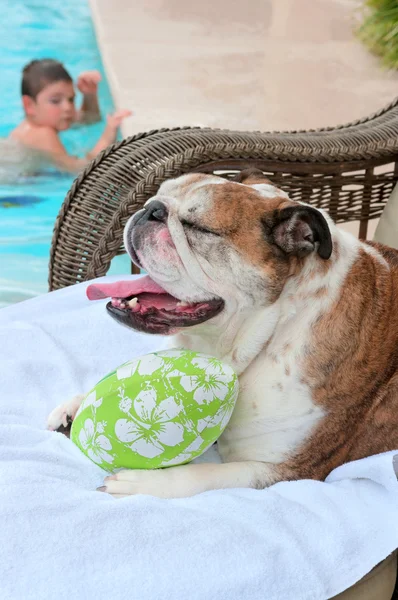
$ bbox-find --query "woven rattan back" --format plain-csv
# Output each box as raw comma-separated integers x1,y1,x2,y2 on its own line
49,100,398,290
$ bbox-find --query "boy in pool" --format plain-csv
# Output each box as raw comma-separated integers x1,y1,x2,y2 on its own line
9,59,132,173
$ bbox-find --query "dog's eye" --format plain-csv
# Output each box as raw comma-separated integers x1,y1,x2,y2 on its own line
181,220,219,236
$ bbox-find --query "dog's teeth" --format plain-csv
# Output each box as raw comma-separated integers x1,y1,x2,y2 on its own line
177,301,190,307
111,298,123,308
128,297,138,308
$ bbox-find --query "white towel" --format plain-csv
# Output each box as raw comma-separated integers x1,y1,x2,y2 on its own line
1,275,398,600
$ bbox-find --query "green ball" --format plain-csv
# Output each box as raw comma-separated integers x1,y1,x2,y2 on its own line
70,349,238,472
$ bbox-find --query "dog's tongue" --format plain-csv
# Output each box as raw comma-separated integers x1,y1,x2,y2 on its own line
86,276,167,300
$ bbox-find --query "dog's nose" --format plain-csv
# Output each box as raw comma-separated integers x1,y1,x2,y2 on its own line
147,201,168,222
132,200,168,227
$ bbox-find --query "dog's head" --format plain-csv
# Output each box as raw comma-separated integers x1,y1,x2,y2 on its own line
87,170,333,335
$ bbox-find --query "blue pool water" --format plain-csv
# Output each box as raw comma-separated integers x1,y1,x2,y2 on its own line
0,0,130,308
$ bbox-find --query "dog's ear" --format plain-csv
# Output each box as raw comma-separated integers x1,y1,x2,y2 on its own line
233,168,273,186
264,205,333,259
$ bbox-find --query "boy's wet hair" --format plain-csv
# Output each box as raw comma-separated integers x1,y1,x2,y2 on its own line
21,59,73,99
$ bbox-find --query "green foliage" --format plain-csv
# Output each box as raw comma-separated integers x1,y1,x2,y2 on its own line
357,0,398,69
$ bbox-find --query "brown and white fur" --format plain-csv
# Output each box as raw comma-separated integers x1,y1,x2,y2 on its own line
48,170,398,499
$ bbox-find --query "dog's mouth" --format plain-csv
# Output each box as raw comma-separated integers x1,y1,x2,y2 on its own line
86,276,224,335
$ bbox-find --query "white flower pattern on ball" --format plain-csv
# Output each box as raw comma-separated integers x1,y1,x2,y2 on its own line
71,350,239,471
180,357,232,405
192,356,225,373
197,386,239,432
117,354,165,381
118,388,133,414
96,421,106,434
115,387,184,459
74,390,103,420
78,418,114,465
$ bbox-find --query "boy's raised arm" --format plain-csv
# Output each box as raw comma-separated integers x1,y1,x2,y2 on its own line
31,126,88,173
76,70,102,125
41,109,132,173
85,109,132,160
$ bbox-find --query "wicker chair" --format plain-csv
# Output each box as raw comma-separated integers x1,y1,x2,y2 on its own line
48,99,398,598
49,97,398,291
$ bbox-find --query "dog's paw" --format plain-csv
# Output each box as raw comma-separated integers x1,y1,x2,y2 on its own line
98,469,178,499
47,394,85,431
98,464,208,499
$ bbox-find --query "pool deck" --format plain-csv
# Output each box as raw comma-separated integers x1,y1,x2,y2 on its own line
89,0,398,238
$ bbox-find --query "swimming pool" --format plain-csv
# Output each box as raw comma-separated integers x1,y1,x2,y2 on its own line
0,0,130,308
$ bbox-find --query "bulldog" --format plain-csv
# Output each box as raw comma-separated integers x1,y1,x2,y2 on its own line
48,170,398,499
